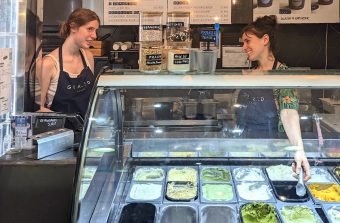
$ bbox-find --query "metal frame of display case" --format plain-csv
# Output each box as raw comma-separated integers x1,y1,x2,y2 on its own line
71,70,340,223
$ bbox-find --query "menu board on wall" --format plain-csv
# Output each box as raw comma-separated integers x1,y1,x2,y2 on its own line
253,0,339,23
104,0,167,25
0,48,12,115
168,0,231,24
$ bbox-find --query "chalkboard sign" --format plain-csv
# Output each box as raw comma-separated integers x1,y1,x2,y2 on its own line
200,29,216,42
33,116,65,135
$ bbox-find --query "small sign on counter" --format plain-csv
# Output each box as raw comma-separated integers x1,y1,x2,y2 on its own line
222,46,250,68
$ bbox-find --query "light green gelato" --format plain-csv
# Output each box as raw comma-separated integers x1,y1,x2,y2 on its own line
280,206,320,223
241,203,279,223
167,167,197,184
202,184,233,201
138,152,167,157
133,167,164,181
201,167,230,182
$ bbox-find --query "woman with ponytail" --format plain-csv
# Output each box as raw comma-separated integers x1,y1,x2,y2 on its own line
39,8,100,118
236,15,311,181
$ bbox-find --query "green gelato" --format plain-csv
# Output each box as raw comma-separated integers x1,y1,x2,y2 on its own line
200,150,226,157
241,203,279,223
280,206,320,223
202,184,233,201
201,167,230,182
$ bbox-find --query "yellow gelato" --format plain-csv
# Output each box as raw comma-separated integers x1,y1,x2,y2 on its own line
308,183,340,202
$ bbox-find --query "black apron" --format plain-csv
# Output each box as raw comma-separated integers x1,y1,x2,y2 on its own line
236,59,279,137
50,46,94,118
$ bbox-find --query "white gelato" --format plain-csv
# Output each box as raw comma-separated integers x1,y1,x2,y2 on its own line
129,183,162,200
327,206,340,223
233,167,265,181
236,182,272,201
309,167,335,183
266,165,297,181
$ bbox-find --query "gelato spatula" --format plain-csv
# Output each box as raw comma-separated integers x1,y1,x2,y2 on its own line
296,169,306,197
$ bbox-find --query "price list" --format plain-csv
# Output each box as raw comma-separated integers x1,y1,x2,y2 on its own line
168,0,231,24
104,0,167,25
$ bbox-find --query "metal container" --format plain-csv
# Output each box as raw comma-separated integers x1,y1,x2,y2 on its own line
118,203,157,223
31,128,74,159
201,99,218,119
160,205,197,223
200,205,237,223
184,99,198,119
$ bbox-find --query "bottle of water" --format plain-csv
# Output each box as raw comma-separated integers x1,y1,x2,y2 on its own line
1,118,12,155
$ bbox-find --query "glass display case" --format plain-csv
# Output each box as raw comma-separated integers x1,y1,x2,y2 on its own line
72,70,340,223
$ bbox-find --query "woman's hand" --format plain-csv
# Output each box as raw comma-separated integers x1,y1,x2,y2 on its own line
37,107,53,112
292,150,311,182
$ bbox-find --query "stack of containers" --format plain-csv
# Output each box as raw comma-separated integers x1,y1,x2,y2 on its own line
166,12,191,73
139,12,163,73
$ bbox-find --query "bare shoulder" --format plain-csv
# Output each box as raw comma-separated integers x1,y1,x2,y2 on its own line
42,49,59,77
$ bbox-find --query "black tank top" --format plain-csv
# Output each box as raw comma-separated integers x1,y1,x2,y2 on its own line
50,46,95,118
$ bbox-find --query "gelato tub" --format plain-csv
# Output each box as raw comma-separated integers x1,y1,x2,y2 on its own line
236,182,273,201
201,167,230,183
279,205,321,223
271,181,309,202
160,205,197,223
167,167,197,184
233,167,265,182
309,167,336,183
199,150,226,157
326,205,340,223
261,151,287,157
308,183,340,202
241,203,280,223
229,152,259,157
200,206,237,223
333,166,340,182
119,203,156,223
138,152,168,157
133,167,164,181
266,165,297,181
128,182,163,201
169,152,197,157
201,183,234,202
166,181,197,201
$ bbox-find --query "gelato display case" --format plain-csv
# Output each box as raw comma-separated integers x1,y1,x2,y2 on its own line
71,70,340,223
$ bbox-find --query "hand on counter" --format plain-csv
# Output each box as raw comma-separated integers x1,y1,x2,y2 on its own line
292,150,311,182
37,107,53,113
